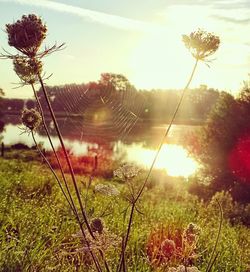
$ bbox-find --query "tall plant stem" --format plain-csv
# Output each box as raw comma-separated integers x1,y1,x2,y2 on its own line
31,84,77,215
32,85,100,267
31,131,102,272
37,73,94,237
117,58,199,272
37,74,110,272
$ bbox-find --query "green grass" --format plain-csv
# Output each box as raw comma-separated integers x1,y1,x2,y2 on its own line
0,154,249,271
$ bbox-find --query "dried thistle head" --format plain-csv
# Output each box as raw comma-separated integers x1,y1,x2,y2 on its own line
6,14,47,57
182,29,220,61
13,56,42,84
90,218,104,234
21,108,41,131
113,163,141,181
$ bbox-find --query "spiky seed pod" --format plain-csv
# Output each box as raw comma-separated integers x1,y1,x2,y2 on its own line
182,29,220,61
90,218,104,234
21,108,42,131
13,56,42,84
6,14,47,57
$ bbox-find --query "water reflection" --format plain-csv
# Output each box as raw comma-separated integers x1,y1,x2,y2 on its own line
116,142,198,177
1,119,199,177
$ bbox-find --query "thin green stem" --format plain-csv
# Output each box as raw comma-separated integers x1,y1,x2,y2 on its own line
32,131,102,272
206,200,223,272
37,73,94,237
37,74,110,272
31,84,77,215
117,58,199,272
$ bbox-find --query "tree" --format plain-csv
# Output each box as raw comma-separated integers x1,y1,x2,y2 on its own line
99,73,131,91
189,89,250,203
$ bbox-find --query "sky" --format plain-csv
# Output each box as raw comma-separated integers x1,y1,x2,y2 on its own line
0,0,249,98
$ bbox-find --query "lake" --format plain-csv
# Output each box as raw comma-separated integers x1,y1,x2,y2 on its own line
1,115,200,177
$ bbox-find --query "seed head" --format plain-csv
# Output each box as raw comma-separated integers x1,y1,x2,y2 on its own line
113,163,141,181
94,184,120,197
21,108,42,131
182,29,220,61
90,218,104,234
13,56,42,84
6,14,47,57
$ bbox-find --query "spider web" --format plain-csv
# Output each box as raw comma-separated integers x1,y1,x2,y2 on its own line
49,84,146,145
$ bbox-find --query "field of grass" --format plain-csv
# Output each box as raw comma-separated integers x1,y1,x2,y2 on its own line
0,152,249,271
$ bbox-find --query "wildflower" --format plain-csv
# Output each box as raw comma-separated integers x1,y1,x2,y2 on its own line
168,265,200,272
146,225,183,267
21,108,41,131
90,218,104,234
94,183,120,197
182,29,220,61
13,56,42,84
6,14,47,57
113,163,141,181
161,239,176,259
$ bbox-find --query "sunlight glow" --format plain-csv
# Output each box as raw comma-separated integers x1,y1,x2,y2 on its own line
124,143,198,177
1,1,250,97
129,4,250,91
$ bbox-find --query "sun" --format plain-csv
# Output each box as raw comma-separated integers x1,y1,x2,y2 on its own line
129,31,193,90
128,4,224,90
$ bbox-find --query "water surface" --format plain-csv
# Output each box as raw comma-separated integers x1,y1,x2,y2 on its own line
2,116,199,177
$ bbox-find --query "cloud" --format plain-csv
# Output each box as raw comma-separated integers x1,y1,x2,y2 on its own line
213,0,250,10
165,0,250,10
0,0,160,32
211,15,250,24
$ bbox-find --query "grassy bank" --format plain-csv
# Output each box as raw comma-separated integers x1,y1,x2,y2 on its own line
0,155,249,271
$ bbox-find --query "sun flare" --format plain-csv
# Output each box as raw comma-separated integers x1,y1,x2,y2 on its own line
124,143,198,177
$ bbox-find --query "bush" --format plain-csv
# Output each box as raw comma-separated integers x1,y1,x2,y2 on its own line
189,90,250,204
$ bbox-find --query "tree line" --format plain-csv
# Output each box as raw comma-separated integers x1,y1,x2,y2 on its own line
1,73,221,125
